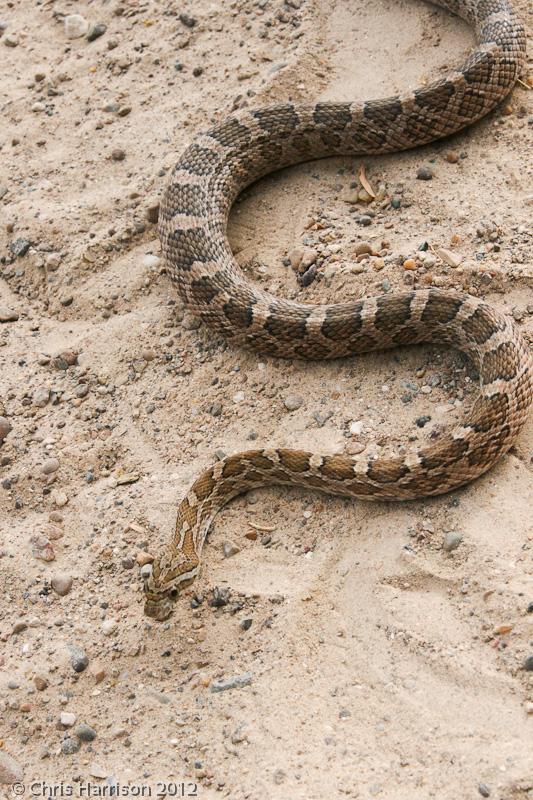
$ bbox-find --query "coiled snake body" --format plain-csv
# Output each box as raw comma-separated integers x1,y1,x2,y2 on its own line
144,0,531,620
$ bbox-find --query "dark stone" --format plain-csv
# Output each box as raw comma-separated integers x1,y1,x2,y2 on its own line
9,238,31,257
87,23,107,42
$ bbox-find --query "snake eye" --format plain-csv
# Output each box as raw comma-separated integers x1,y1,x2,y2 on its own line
169,588,179,599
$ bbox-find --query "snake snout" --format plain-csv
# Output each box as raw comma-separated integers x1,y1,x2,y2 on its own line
144,596,175,621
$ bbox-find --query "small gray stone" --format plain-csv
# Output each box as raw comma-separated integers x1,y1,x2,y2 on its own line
68,644,89,673
64,14,89,39
211,672,252,693
61,737,80,755
524,655,533,671
416,166,434,181
75,383,89,398
9,238,31,257
222,541,240,558
51,575,73,596
33,387,50,407
442,531,463,552
179,12,196,27
42,458,60,475
0,750,23,784
478,784,491,798
0,416,12,443
0,306,19,323
75,723,96,742
283,394,303,411
87,22,107,42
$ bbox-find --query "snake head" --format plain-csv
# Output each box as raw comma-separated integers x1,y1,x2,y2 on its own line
142,557,199,621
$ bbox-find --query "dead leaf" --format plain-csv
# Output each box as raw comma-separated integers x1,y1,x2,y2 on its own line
359,164,376,198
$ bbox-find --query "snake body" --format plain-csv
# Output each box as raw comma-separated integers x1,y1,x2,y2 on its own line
143,0,531,620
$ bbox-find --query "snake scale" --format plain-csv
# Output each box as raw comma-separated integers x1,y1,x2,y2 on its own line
143,0,532,620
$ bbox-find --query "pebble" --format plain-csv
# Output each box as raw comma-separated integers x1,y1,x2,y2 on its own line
478,784,491,798
33,387,50,407
300,264,317,286
12,620,27,634
101,619,117,637
61,737,80,755
76,723,97,742
90,661,106,683
4,34,19,47
30,534,55,562
416,166,433,180
0,751,23,783
33,674,48,691
283,394,303,411
46,253,61,270
222,541,240,558
403,258,416,271
90,764,107,779
0,416,12,443
354,241,373,256
51,575,73,596
75,383,89,398
10,239,30,259
211,672,252,693
524,655,533,671
346,441,365,455
442,531,462,552
233,391,245,403
0,306,19,322
64,14,89,39
87,22,107,42
136,551,154,567
68,644,89,673
289,247,317,272
436,247,462,268
111,148,126,161
179,12,197,27
391,196,402,209
142,254,161,269
52,489,69,507
60,712,77,727
41,458,60,475
446,151,459,163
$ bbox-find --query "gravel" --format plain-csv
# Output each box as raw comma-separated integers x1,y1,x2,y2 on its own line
442,531,463,552
211,672,252,692
68,644,89,673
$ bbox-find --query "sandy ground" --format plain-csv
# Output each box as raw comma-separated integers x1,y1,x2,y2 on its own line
1,0,532,798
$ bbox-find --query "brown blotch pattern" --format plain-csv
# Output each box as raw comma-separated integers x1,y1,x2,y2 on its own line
265,308,310,341
462,306,502,344
468,392,509,432
193,469,216,502
482,341,519,384
375,294,413,332
278,450,311,473
367,459,409,484
319,455,355,481
421,292,462,325
222,457,248,478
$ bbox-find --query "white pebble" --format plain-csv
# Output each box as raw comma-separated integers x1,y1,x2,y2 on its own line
232,391,245,403
101,619,117,636
142,254,161,269
64,14,89,38
60,712,76,727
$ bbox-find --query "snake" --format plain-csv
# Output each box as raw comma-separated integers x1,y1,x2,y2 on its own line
143,0,531,621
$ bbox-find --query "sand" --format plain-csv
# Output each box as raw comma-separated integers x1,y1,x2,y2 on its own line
1,0,532,798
